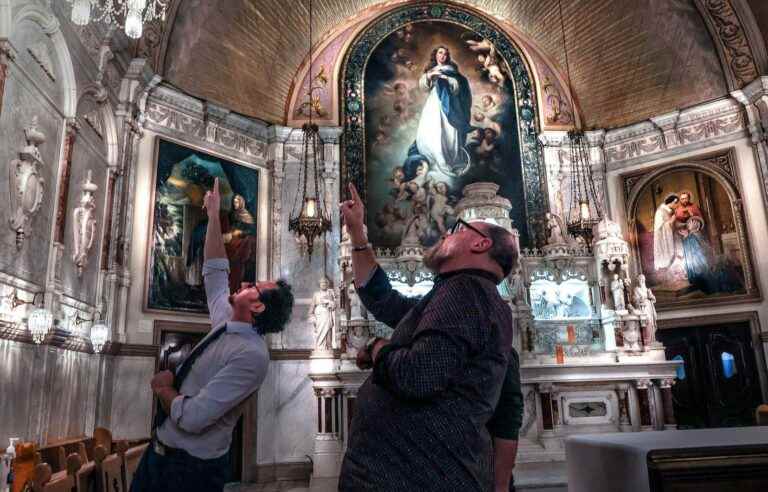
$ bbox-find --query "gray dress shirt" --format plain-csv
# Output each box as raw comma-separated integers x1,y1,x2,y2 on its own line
156,258,269,459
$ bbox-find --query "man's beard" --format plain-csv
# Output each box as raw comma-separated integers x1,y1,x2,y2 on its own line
423,242,447,273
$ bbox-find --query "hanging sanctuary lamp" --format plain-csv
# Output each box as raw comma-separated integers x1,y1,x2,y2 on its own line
557,0,603,247
288,0,331,261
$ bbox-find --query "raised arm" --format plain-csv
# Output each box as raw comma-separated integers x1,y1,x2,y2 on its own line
203,178,232,327
340,183,420,326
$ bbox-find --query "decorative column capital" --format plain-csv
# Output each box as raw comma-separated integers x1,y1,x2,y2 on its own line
635,378,652,389
659,378,675,389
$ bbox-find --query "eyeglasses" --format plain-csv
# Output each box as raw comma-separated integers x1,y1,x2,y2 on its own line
448,218,488,238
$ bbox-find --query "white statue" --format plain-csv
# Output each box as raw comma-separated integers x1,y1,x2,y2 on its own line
633,274,658,349
610,274,626,312
348,283,365,321
545,212,566,245
508,266,527,306
309,277,336,351
72,170,98,276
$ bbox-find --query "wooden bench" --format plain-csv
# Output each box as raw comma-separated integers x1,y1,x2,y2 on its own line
11,428,149,492
31,453,81,492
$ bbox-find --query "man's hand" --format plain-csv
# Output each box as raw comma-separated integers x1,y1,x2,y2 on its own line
340,183,366,244
203,177,221,219
356,346,374,370
151,370,174,392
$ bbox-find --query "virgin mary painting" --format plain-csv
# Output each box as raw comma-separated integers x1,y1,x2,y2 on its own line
405,46,473,178
363,21,528,249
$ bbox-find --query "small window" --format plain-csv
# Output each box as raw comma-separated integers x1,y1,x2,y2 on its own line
673,354,686,380
721,352,737,379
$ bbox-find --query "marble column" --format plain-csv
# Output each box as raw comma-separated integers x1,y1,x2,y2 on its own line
659,378,677,429
616,383,631,431
0,41,11,118
732,77,768,204
627,381,641,432
636,379,656,429
309,383,344,492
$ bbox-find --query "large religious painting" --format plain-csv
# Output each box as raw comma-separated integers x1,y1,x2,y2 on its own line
146,139,259,314
342,4,546,249
626,153,758,310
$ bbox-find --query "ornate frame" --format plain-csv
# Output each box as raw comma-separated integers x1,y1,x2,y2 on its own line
143,136,263,316
339,1,547,246
623,148,760,311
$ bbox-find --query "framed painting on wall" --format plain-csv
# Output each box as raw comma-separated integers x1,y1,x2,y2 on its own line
145,138,260,314
341,4,548,250
624,150,759,310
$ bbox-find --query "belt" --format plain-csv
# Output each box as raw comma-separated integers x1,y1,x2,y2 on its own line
152,438,187,458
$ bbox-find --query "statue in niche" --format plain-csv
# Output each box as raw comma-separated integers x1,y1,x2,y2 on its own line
309,277,336,351
508,266,527,306
632,274,658,349
544,212,567,245
348,283,366,321
72,170,98,276
610,274,626,312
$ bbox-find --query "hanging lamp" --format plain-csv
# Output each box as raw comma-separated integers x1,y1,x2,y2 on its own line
288,0,332,261
557,0,603,247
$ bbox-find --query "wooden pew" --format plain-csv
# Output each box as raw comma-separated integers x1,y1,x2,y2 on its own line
758,404,768,425
119,443,148,491
93,445,124,492
11,441,38,492
31,453,81,492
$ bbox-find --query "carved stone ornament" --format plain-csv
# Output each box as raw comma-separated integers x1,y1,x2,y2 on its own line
27,42,56,82
72,170,99,276
9,117,47,250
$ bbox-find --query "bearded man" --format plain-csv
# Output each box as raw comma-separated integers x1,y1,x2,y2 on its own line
338,183,522,492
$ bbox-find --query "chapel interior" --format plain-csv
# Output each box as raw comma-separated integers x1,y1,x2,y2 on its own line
2,0,768,491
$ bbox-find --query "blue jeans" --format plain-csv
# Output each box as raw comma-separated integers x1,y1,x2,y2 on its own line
129,442,229,492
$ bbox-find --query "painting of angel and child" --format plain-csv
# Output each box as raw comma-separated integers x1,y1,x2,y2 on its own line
147,139,259,314
631,168,750,308
364,21,529,248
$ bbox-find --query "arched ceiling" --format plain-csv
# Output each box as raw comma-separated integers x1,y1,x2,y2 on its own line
163,0,730,129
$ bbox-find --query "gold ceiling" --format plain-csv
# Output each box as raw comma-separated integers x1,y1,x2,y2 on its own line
163,0,728,129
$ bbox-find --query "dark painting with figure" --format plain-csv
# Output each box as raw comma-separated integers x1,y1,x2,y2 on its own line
147,139,259,314
364,21,528,248
632,168,747,307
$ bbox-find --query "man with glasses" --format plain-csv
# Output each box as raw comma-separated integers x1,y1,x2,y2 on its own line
131,178,294,492
339,183,521,492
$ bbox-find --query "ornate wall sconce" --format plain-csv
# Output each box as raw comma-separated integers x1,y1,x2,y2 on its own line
9,117,46,250
89,321,109,353
0,290,54,344
72,169,99,276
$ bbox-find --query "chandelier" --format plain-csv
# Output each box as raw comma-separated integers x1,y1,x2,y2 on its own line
90,322,110,352
288,0,331,261
67,0,169,39
289,123,332,261
28,307,53,344
557,0,602,247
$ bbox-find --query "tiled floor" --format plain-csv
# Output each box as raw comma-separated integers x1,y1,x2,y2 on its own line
225,461,568,491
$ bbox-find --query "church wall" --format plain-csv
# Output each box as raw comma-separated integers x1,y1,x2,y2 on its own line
0,0,149,450
604,119,768,397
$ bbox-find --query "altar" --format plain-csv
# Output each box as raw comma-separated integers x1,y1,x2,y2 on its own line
566,427,768,492
306,182,682,489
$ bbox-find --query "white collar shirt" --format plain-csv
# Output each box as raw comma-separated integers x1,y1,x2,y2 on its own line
156,258,269,459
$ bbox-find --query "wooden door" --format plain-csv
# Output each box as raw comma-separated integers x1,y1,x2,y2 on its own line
658,322,762,428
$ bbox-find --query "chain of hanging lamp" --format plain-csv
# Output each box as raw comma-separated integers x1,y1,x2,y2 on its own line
67,0,170,39
288,0,332,262
558,0,602,247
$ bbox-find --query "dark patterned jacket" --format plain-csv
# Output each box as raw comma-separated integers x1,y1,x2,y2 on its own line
339,266,519,491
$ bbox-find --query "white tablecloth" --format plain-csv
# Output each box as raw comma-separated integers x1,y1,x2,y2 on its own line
566,427,768,492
